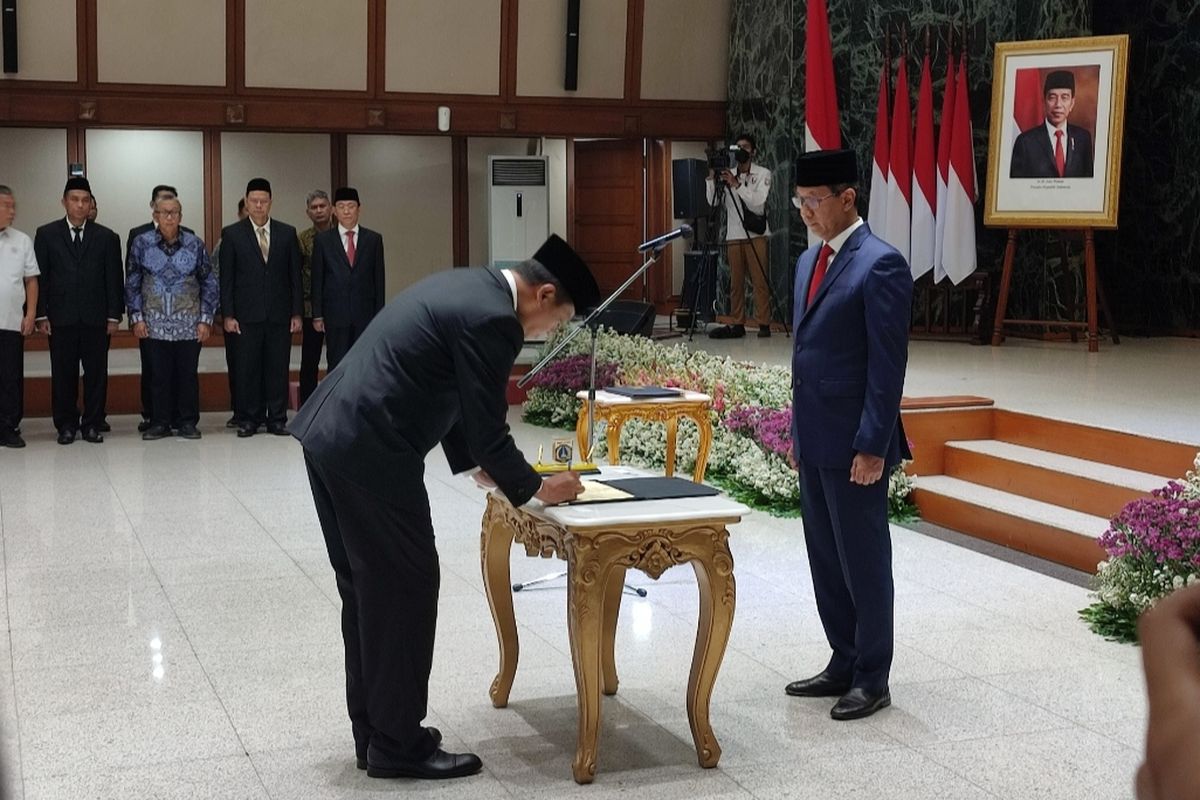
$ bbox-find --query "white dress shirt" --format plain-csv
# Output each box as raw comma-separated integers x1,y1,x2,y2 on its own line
705,161,772,241
339,224,361,257
0,226,40,332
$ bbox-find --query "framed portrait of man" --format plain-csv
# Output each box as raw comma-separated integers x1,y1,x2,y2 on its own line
984,35,1129,228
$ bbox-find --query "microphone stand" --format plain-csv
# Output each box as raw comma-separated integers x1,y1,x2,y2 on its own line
518,247,666,465
510,248,666,600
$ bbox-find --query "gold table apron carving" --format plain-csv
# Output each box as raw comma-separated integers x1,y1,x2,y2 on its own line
574,391,713,482
480,491,739,784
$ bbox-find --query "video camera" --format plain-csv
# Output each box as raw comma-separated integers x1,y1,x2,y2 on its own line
706,143,747,172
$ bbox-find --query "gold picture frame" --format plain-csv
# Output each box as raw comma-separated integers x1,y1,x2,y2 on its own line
984,34,1129,229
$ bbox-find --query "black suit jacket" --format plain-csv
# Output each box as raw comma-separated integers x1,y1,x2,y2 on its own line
291,266,542,507
310,226,386,327
1010,122,1094,178
33,219,123,326
218,217,302,324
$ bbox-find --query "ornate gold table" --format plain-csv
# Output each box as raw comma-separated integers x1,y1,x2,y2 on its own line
479,467,746,784
574,390,713,482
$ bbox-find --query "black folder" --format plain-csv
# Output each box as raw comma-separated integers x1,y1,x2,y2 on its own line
598,477,718,500
604,385,683,399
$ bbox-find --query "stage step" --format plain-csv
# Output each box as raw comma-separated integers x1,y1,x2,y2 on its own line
912,475,1109,573
942,439,1169,520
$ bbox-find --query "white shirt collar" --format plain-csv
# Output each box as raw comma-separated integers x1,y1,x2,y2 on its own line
825,217,864,255
65,217,87,232
338,224,360,237
500,269,518,312
1045,119,1068,136
254,219,271,233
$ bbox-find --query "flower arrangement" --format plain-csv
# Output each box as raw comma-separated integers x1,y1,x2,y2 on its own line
1080,453,1200,643
521,327,917,520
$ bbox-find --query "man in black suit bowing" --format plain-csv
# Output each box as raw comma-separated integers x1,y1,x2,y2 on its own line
219,178,302,437
310,187,385,372
33,177,123,445
1010,70,1095,179
291,235,598,780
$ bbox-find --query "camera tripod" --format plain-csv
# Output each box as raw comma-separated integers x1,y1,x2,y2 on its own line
681,164,789,341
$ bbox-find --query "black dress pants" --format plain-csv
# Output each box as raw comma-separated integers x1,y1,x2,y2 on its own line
139,337,154,421
304,452,441,763
0,330,23,432
48,323,108,432
223,328,243,423
235,321,290,425
144,339,201,428
323,323,366,373
299,317,324,406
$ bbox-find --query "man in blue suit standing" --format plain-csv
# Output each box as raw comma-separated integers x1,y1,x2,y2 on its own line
784,149,912,720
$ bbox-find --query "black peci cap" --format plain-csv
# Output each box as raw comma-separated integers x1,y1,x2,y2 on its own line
1044,70,1075,95
245,177,272,196
531,234,600,312
794,148,859,188
333,187,360,204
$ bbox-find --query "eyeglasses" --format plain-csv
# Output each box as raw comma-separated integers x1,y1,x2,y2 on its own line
154,210,181,219
792,192,839,211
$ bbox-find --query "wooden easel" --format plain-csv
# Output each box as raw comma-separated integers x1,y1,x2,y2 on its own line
990,227,1119,353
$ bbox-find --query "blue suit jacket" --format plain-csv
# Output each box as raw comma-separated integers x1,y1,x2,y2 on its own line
790,222,912,470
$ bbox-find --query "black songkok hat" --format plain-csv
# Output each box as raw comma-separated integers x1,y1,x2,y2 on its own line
245,177,272,196
333,187,360,204
531,234,600,312
64,176,92,195
1044,70,1075,94
794,149,859,187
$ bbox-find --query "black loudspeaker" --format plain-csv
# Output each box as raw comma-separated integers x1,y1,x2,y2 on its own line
594,300,655,337
672,158,709,220
564,0,579,91
680,250,717,323
2,0,16,74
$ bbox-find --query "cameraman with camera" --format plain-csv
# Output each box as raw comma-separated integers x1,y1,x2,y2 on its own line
706,133,773,339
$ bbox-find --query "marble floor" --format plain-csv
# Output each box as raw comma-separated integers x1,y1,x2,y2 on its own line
3,334,1195,799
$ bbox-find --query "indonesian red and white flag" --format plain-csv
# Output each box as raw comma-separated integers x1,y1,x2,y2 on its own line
932,49,957,282
943,53,977,285
804,0,841,152
866,56,890,237
882,52,912,264
910,51,937,279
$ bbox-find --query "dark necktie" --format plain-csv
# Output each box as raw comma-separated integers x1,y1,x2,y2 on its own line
345,230,356,267
807,244,834,309
72,226,83,252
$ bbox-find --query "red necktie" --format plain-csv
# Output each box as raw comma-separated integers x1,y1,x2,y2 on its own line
807,244,834,309
345,230,356,267
1054,130,1065,177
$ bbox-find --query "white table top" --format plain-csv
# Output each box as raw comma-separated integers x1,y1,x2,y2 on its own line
574,389,712,404
517,466,748,528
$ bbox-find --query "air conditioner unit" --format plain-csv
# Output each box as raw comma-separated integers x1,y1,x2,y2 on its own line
488,156,549,267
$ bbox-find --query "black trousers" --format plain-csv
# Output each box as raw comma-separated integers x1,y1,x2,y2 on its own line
304,452,441,763
144,339,201,428
0,330,23,432
798,461,895,692
224,328,242,423
48,323,108,432
323,323,367,373
235,321,290,425
139,337,154,421
299,317,324,407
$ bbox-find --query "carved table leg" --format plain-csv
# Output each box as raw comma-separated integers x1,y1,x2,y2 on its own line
566,543,613,784
686,532,736,768
606,417,623,465
601,565,626,695
480,496,519,708
664,415,679,477
690,410,713,484
575,405,590,462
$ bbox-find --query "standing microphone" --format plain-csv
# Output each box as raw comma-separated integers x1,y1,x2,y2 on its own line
636,224,693,253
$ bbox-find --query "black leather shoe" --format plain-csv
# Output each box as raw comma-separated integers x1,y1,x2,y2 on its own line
178,424,201,440
357,727,442,770
831,687,891,720
758,325,771,338
142,424,171,441
237,424,257,438
225,416,239,429
81,427,104,443
266,422,289,436
367,747,481,780
57,428,77,445
1,430,25,448
98,420,112,432
708,324,745,340
784,670,852,698
137,419,152,433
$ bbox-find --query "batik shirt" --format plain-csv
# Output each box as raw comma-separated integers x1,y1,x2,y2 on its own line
125,229,218,341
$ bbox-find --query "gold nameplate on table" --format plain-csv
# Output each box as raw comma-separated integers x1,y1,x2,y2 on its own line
567,480,634,504
534,461,601,475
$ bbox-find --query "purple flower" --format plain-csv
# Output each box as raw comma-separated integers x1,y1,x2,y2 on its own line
1099,482,1200,566
723,404,793,459
526,354,621,393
